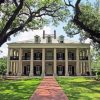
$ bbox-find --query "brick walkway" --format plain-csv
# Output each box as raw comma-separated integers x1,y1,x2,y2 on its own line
30,76,68,100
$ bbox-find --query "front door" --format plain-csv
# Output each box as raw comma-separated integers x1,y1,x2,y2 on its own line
57,65,63,76
24,65,30,76
45,63,53,76
34,65,41,76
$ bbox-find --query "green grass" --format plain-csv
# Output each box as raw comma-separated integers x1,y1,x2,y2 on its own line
57,77,100,100
0,78,42,100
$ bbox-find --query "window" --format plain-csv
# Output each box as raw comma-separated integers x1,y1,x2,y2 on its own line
58,65,63,71
59,35,64,43
60,41,64,43
46,51,53,60
36,52,41,60
47,36,52,43
57,52,63,60
68,52,74,60
35,35,40,43
36,65,40,71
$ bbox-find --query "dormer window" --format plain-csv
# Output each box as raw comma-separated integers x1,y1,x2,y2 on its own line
34,35,40,43
59,35,64,43
47,36,52,43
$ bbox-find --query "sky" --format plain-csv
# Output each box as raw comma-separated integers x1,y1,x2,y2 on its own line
0,25,81,58
0,0,95,58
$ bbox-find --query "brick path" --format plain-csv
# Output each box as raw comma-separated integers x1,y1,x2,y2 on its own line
30,76,68,100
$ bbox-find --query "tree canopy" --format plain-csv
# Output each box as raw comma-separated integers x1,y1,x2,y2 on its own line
63,0,100,50
0,0,68,46
0,0,100,49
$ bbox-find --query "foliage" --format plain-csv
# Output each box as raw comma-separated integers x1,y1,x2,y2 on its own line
0,0,68,46
0,57,7,75
57,77,100,100
91,48,100,80
0,0,100,49
0,78,41,100
63,0,100,49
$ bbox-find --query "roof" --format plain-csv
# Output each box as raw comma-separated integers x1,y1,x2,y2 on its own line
9,36,80,44
8,32,90,45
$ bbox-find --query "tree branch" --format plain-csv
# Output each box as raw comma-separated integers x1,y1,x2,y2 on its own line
64,0,75,8
72,0,100,43
0,0,24,37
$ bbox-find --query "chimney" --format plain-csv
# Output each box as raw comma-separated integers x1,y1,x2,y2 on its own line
43,30,45,39
54,30,56,39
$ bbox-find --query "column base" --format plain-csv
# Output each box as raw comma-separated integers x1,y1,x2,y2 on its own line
41,73,45,77
53,73,57,77
29,73,33,77
65,73,69,76
6,72,9,76
76,73,81,76
17,73,22,76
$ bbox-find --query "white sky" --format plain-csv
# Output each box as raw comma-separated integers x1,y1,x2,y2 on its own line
0,25,81,58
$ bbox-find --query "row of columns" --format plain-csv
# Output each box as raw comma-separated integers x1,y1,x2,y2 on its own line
7,48,91,76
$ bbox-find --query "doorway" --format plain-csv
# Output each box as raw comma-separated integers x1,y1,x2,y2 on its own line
45,62,53,76
23,65,30,76
34,65,42,76
68,65,75,76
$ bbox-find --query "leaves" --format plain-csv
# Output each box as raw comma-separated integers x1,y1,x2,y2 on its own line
64,0,100,49
0,57,7,75
0,0,68,46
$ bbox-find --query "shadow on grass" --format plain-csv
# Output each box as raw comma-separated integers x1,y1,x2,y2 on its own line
0,78,41,100
57,77,100,100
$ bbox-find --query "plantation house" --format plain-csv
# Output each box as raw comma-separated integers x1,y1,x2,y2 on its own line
7,30,91,76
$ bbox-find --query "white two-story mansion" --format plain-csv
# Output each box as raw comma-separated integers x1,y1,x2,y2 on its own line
7,30,91,76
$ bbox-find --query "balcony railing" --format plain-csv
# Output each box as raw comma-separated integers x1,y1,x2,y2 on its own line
22,56,30,60
34,57,42,60
57,57,65,60
79,56,88,60
68,57,76,60
10,56,19,60
45,56,53,60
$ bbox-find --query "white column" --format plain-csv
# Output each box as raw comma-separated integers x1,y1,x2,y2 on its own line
88,48,91,75
29,48,34,76
65,48,69,76
42,48,45,76
6,48,10,76
54,48,57,76
18,48,22,76
76,48,80,75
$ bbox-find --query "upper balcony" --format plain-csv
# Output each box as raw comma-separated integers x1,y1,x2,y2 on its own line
57,53,65,60
22,56,30,60
10,56,19,60
79,56,88,60
68,51,76,60
34,52,42,60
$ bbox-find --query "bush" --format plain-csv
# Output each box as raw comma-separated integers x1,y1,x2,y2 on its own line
0,58,7,76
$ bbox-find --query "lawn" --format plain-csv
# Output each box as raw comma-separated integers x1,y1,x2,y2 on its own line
57,77,100,100
0,78,41,100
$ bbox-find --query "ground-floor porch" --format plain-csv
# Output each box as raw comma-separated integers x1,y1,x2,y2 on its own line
8,61,91,76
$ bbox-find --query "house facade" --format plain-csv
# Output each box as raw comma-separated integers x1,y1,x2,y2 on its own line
7,30,91,76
